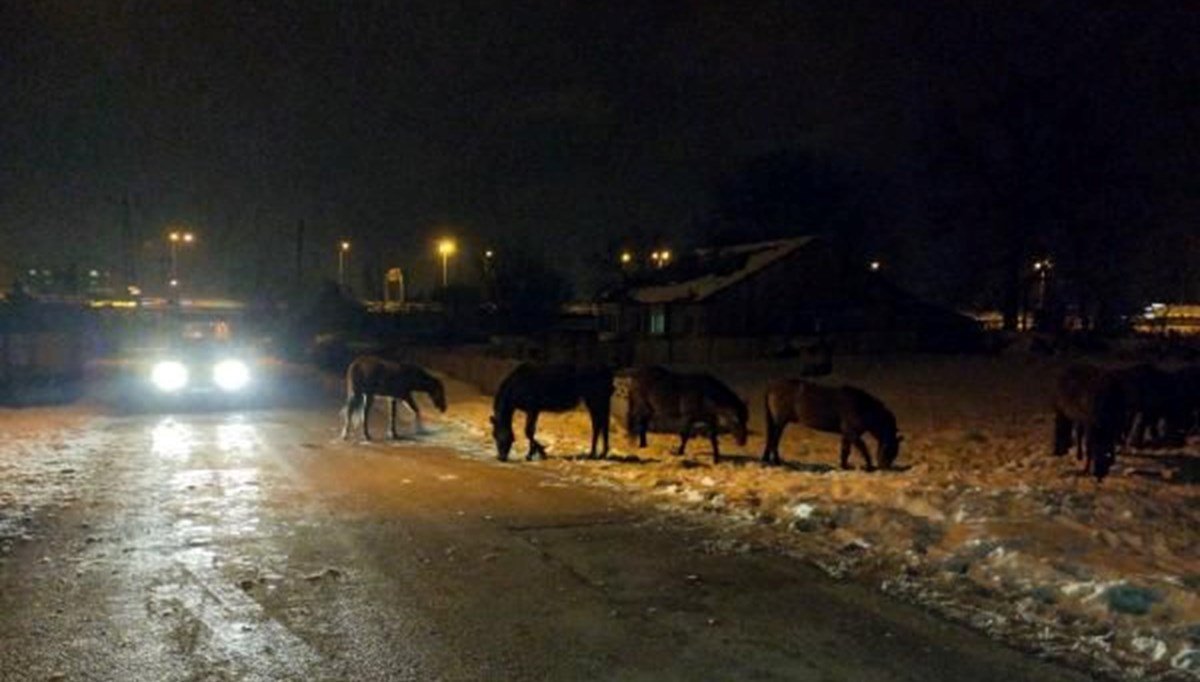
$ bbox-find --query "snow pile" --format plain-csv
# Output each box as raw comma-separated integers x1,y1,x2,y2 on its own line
432,352,1200,681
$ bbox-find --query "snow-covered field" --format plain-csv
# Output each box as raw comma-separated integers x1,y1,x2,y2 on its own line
425,351,1199,681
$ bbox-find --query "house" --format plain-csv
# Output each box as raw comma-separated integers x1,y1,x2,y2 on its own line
599,236,980,363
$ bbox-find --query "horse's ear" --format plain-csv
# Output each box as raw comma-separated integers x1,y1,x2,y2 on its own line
489,415,496,425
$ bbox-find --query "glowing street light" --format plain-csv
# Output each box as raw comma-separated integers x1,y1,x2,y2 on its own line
869,259,882,272
620,251,633,265
338,240,351,289
650,249,671,268
437,238,457,287
167,229,195,290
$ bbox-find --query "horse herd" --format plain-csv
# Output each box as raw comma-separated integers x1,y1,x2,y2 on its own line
340,355,903,471
340,354,1198,483
1053,362,1200,480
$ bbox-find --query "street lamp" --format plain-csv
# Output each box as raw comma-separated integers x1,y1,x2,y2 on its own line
650,249,671,269
338,241,351,289
437,238,457,287
168,229,194,290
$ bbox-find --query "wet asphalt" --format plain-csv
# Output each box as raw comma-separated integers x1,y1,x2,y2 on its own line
0,369,1100,682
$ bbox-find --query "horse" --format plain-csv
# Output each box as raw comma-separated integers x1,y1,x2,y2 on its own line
489,363,614,461
340,356,447,441
623,366,748,464
1107,363,1180,448
1052,364,1126,480
1172,364,1200,438
762,380,901,471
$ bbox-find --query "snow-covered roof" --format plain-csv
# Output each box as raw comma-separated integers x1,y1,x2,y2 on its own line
626,236,818,304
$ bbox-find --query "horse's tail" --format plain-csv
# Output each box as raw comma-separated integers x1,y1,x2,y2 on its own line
1052,409,1073,457
763,389,774,435
624,394,639,437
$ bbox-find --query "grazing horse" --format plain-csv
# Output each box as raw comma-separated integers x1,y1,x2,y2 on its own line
762,380,901,471
1173,364,1200,438
490,363,614,461
1052,364,1126,480
1108,363,1179,448
623,366,749,464
341,356,447,441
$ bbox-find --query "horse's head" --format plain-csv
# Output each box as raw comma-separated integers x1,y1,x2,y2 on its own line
430,380,448,412
880,433,903,469
490,414,515,461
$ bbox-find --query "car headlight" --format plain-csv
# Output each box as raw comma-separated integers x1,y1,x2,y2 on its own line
213,359,250,392
151,361,189,392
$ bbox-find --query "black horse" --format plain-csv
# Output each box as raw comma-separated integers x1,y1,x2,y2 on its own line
623,366,748,464
762,379,901,470
1052,363,1126,480
490,363,614,461
341,356,447,441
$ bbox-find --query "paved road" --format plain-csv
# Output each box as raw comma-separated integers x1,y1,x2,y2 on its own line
0,374,1099,681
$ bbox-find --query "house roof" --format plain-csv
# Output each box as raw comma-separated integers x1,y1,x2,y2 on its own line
621,236,819,304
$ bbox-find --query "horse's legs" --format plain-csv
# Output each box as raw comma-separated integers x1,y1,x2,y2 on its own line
761,418,775,464
524,411,543,460
362,394,375,441
637,413,649,448
402,394,424,434
854,436,875,471
839,437,852,469
1053,411,1073,457
762,419,783,465
388,398,400,439
597,403,609,456
587,403,610,458
674,424,691,456
342,393,362,440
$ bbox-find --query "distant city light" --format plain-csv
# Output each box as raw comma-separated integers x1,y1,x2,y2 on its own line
620,251,632,264
869,260,882,271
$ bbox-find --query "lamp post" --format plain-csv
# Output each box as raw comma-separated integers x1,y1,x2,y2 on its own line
437,238,457,288
338,241,351,289
168,229,194,291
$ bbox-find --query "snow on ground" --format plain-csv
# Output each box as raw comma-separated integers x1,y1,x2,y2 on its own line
420,352,1199,682
0,407,101,552
2,353,1196,680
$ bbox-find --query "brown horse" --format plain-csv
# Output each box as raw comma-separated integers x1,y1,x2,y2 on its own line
1173,364,1200,438
1052,364,1125,480
490,363,614,461
623,366,748,464
1107,363,1180,448
341,356,447,440
762,380,901,471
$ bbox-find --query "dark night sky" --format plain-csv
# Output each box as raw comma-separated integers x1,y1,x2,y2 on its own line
0,1,1195,300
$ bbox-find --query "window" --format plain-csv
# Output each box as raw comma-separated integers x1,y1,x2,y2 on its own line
649,305,666,336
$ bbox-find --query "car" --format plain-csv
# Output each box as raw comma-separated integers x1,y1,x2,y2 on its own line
141,317,261,408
